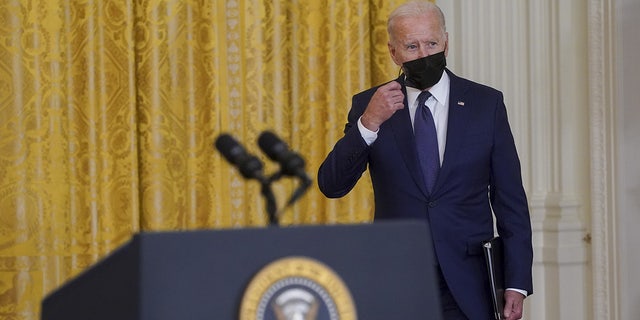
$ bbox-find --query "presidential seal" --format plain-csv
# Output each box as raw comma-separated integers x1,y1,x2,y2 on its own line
239,256,357,320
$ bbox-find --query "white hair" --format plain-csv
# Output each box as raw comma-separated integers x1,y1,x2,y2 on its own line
387,1,446,42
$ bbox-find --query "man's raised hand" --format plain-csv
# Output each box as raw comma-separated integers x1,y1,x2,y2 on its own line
360,81,405,131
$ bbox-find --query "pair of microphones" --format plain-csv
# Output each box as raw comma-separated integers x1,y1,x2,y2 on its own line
215,131,312,225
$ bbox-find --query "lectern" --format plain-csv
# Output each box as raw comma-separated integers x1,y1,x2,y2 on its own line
41,220,442,320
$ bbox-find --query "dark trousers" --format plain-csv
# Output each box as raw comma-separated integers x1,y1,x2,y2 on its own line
437,266,469,320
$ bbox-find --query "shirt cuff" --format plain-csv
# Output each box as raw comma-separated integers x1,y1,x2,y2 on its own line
506,288,528,297
357,116,378,146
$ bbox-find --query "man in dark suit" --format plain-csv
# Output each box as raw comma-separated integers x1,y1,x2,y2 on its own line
318,1,533,319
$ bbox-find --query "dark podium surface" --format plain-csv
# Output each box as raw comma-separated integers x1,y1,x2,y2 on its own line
41,220,443,320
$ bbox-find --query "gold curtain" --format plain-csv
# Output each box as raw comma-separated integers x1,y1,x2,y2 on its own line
0,0,406,318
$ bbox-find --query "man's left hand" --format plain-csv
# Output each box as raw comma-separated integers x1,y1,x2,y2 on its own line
502,290,525,320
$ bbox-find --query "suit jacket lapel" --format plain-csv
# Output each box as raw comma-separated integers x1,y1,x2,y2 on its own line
432,70,472,196
388,76,431,198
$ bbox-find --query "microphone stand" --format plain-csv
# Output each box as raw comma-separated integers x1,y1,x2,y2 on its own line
262,171,311,224
259,176,279,226
285,175,312,207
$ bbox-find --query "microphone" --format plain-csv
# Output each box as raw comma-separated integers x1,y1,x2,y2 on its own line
215,134,265,181
257,131,310,181
258,131,311,207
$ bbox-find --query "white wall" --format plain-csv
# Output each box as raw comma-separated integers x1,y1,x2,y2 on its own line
435,1,640,318
436,1,631,319
616,0,640,319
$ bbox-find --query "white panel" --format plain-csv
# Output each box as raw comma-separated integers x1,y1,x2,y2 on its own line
616,0,640,318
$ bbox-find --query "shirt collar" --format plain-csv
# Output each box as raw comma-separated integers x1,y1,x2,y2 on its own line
405,70,450,105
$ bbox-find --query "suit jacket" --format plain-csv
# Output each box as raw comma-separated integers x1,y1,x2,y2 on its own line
318,70,533,319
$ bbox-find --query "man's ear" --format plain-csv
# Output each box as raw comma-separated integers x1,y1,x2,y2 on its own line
388,42,401,66
444,32,449,57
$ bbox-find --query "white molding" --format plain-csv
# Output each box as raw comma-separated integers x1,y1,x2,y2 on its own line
588,0,620,319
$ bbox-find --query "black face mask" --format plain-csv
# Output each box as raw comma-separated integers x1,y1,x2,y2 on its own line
402,51,447,90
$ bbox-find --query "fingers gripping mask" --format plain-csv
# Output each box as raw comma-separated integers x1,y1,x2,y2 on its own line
402,51,447,90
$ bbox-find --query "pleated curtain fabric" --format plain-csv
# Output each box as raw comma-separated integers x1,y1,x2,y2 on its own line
0,1,415,318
